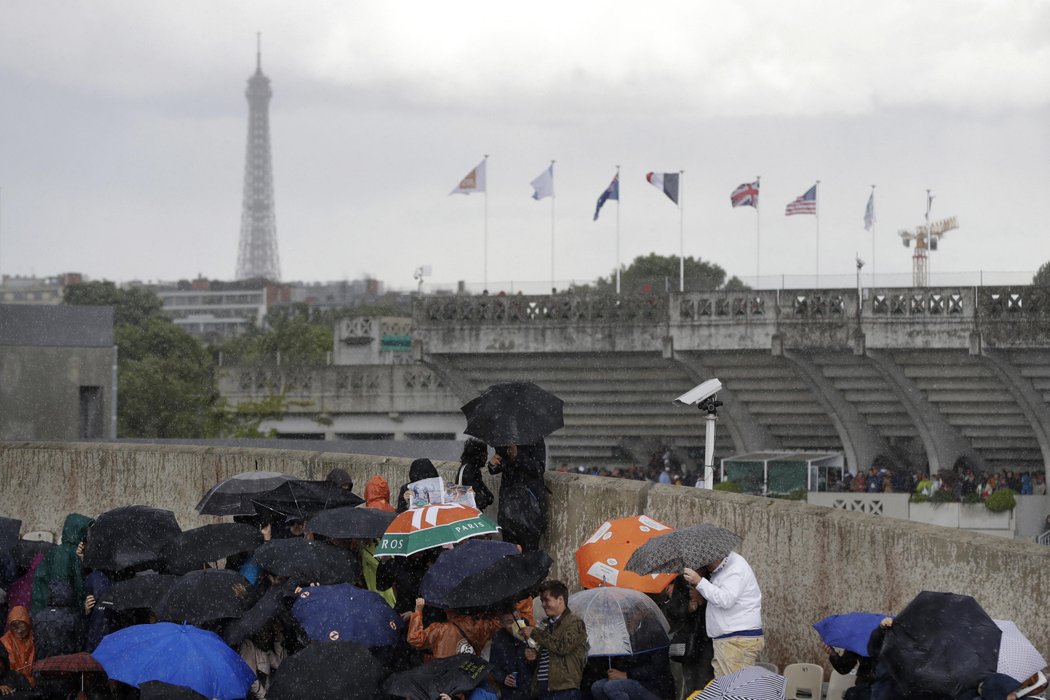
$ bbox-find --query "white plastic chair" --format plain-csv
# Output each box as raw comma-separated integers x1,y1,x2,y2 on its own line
22,530,54,543
783,663,824,700
826,670,857,700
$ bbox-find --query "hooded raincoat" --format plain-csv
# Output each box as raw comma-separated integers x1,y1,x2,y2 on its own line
31,513,93,615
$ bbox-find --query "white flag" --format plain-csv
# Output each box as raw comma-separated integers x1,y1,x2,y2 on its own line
530,163,554,200
450,159,486,195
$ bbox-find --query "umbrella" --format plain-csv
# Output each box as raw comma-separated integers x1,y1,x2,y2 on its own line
103,573,177,611
139,681,208,700
384,653,493,700
576,515,678,593
251,480,364,521
163,523,264,574
195,471,298,516
224,580,299,647
84,505,181,572
419,539,520,606
460,381,564,446
267,641,387,700
13,538,54,574
307,505,397,540
93,622,256,700
33,652,105,674
441,550,553,611
154,569,253,625
880,591,1002,698
625,524,742,575
0,515,21,553
253,538,360,584
994,620,1048,683
568,586,670,656
291,583,403,646
376,503,500,557
812,612,890,657
688,665,786,700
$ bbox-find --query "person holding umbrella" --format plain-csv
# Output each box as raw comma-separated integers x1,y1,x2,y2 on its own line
487,442,548,553
682,552,763,679
30,514,92,616
521,580,588,700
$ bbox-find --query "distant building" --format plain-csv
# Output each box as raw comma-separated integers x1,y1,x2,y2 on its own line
289,278,384,310
0,273,83,305
0,304,116,440
155,277,290,341
334,316,415,365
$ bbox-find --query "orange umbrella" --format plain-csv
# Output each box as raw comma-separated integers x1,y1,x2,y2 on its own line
575,516,678,593
376,504,500,557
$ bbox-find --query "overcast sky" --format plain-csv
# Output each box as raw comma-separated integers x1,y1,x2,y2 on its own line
1,1,1048,292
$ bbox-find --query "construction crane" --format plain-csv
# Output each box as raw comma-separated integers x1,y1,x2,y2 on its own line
899,189,959,287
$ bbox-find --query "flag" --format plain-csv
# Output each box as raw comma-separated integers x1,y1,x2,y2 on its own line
864,191,876,231
926,191,935,219
785,185,817,215
530,163,554,200
449,159,486,195
593,174,619,221
731,180,759,209
645,172,679,205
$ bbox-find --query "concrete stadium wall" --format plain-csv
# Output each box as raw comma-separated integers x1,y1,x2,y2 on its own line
2,441,1048,670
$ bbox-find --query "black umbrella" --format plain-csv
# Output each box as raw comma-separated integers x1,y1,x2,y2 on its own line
138,681,208,700
13,539,55,575
880,591,1002,697
267,641,387,700
223,580,298,647
84,506,182,572
441,550,553,611
253,538,360,584
102,573,177,611
163,523,264,575
384,653,493,700
461,381,564,446
251,480,364,522
154,569,253,625
0,516,21,553
195,471,298,517
306,506,396,540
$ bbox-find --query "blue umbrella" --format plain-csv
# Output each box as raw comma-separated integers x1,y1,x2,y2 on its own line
292,583,403,647
92,622,255,700
813,612,890,657
419,539,519,607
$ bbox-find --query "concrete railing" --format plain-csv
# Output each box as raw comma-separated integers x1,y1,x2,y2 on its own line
2,441,1049,670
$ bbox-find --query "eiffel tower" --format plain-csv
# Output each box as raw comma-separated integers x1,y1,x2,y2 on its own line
235,34,281,281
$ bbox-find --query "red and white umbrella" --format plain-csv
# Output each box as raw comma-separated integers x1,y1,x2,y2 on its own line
376,504,500,557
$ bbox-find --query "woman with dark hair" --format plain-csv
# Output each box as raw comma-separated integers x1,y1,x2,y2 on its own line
457,439,495,512
488,441,548,553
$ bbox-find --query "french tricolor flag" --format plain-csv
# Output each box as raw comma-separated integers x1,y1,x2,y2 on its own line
646,172,680,205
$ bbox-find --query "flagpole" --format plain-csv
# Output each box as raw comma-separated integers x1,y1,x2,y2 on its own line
815,179,821,288
615,165,621,295
679,170,685,293
755,175,761,289
483,154,489,292
550,160,556,293
870,184,876,288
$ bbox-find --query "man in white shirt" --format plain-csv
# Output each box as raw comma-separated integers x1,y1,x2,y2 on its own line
683,551,763,678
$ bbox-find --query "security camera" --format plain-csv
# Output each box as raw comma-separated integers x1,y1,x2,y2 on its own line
673,378,722,408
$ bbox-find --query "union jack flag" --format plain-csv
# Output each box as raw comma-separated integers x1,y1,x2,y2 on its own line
730,180,759,209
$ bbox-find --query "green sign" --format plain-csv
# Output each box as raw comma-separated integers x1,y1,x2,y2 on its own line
380,334,412,352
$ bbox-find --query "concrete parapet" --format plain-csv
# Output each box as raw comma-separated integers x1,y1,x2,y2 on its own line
2,441,1048,671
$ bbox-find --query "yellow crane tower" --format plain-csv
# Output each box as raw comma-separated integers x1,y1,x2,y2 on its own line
898,189,959,287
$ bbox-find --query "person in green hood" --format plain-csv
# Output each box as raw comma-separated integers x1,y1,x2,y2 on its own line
30,513,93,615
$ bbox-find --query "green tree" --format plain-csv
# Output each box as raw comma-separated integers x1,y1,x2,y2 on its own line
65,282,220,438
213,303,333,366
1034,262,1050,287
594,253,737,293
63,281,163,326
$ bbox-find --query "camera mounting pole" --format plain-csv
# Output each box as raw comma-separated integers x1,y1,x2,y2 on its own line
696,396,722,489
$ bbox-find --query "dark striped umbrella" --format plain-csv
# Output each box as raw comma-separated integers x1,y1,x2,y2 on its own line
689,665,785,700
625,523,742,574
